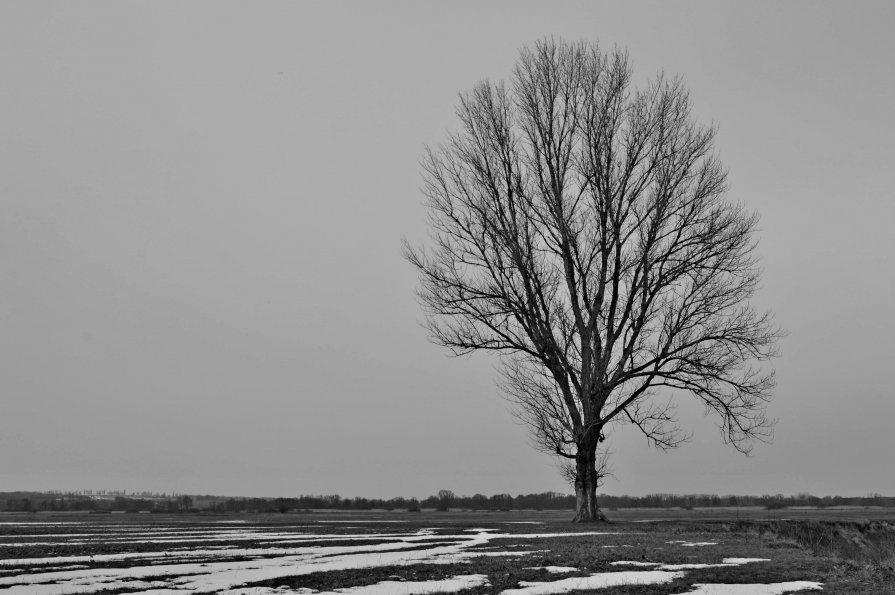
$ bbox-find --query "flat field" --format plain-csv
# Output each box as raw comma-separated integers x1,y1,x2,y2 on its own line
2,508,894,594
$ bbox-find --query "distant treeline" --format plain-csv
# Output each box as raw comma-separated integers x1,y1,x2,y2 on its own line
2,491,893,513
0,492,197,513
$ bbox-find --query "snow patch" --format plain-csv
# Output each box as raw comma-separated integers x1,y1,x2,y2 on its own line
723,558,772,564
318,520,407,523
252,574,489,595
658,558,770,571
683,582,823,594
613,558,770,571
500,570,685,594
218,588,315,594
0,522,84,526
504,522,544,525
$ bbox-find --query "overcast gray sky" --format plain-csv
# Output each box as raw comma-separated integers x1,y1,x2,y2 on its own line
2,1,894,499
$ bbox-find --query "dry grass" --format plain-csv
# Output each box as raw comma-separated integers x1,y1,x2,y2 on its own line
727,519,895,592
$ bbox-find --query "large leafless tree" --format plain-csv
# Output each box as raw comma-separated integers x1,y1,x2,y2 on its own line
405,39,783,522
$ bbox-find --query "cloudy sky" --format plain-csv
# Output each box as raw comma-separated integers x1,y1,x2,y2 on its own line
2,1,893,499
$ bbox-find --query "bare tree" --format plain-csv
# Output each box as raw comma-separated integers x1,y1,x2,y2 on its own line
405,39,783,522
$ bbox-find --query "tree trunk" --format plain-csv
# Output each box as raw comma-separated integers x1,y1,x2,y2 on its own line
572,445,608,522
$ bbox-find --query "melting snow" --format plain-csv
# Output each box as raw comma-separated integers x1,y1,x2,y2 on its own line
504,522,544,524
723,558,772,564
220,590,315,595
317,520,407,523
612,558,769,571
500,570,686,594
0,522,820,595
683,582,823,594
0,529,589,595
223,574,491,595
0,522,84,526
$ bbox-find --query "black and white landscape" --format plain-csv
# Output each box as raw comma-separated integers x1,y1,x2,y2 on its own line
1,1,894,593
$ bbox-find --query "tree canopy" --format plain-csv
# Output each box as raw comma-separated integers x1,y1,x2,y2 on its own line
405,39,783,521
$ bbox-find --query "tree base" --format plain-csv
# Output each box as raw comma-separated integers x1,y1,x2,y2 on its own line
571,509,610,523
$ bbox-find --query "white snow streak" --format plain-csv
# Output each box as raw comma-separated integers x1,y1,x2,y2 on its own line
683,582,824,594
224,574,491,595
612,558,771,571
499,570,686,594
